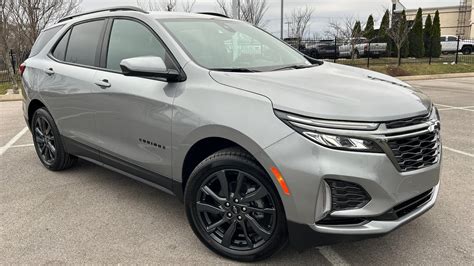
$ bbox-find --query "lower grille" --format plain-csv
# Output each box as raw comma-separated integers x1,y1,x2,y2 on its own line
375,189,433,221
388,131,440,172
326,179,371,211
393,189,433,218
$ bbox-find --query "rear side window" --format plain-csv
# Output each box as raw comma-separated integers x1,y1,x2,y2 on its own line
29,25,63,57
65,20,105,66
52,30,71,61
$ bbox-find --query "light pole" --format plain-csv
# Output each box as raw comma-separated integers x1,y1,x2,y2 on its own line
280,0,284,39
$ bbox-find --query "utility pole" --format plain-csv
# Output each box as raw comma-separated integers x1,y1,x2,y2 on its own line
285,22,292,38
280,0,284,39
232,0,240,20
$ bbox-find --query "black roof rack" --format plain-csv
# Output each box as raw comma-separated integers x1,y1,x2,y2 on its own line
197,12,229,18
58,6,148,23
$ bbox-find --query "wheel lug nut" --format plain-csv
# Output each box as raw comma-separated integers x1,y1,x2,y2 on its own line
234,198,239,203
227,213,232,218
225,202,230,207
242,207,247,212
237,215,242,220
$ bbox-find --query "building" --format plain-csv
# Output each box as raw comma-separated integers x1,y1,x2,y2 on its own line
401,0,473,39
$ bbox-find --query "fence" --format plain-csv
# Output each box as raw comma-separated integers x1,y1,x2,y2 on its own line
287,37,474,68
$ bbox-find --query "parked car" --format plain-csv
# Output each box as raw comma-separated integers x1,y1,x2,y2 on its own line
21,7,441,262
283,37,304,50
303,40,339,59
441,35,473,55
339,37,387,58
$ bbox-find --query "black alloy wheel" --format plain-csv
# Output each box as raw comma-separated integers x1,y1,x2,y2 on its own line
32,108,77,171
34,116,56,165
185,148,287,262
196,169,276,251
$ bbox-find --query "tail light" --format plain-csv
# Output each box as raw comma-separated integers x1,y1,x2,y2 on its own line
19,63,26,76
364,44,369,52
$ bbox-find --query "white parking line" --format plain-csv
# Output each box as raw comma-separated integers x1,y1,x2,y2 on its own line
318,246,350,266
436,104,474,112
0,127,29,156
10,143,34,148
444,146,474,158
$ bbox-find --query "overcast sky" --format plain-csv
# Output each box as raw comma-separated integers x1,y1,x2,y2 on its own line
80,0,459,36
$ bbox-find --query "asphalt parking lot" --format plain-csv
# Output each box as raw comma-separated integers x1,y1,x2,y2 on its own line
0,77,473,264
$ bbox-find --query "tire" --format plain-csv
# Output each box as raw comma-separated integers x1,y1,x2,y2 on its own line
462,46,472,55
32,108,77,171
184,148,287,262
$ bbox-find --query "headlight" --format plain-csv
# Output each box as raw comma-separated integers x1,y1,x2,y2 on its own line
303,132,382,152
275,110,383,153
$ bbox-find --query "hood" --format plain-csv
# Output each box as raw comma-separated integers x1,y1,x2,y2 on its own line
209,62,432,122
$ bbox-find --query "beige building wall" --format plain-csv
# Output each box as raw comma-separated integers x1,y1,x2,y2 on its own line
405,0,473,39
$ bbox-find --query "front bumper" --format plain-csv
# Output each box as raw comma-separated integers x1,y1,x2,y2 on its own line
288,184,438,250
263,132,441,250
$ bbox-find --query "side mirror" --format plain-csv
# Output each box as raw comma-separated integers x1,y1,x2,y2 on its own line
120,56,185,82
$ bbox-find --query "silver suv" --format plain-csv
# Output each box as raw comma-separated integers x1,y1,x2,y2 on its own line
21,7,441,262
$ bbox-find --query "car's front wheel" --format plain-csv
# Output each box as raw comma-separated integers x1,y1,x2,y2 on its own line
32,108,77,171
184,148,287,262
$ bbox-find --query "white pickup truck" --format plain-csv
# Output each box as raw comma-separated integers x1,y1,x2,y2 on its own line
339,37,387,58
441,35,473,55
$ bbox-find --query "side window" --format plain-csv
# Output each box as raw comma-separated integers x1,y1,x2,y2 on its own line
106,19,171,71
440,37,446,42
447,36,457,42
52,30,71,61
65,20,105,66
29,25,63,57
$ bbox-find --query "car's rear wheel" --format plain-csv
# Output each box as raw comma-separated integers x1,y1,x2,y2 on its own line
32,108,77,171
184,148,287,262
462,46,472,55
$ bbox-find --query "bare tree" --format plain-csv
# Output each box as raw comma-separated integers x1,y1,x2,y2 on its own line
327,17,365,60
216,0,231,17
216,0,269,27
287,6,314,40
0,0,19,93
137,0,161,11
136,0,177,11
387,11,410,66
181,0,196,12
240,0,268,27
8,0,81,48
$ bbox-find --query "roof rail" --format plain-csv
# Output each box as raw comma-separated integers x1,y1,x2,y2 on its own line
58,6,148,23
197,12,229,18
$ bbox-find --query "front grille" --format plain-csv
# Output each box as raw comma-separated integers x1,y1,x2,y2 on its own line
385,112,431,129
388,130,440,172
326,179,371,211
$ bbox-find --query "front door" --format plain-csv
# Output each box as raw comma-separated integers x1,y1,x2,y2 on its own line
92,18,180,189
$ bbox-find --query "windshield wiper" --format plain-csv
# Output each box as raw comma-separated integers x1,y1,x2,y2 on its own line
209,68,260,73
271,64,314,71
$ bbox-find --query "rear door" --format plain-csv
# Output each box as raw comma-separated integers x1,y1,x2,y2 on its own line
92,18,180,188
41,19,107,159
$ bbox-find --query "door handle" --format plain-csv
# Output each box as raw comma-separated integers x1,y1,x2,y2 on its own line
45,68,55,76
95,79,111,89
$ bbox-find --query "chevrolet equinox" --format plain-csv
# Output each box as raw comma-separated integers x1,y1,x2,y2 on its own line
21,7,441,262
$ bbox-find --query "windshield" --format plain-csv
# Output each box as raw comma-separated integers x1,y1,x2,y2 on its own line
160,18,311,71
